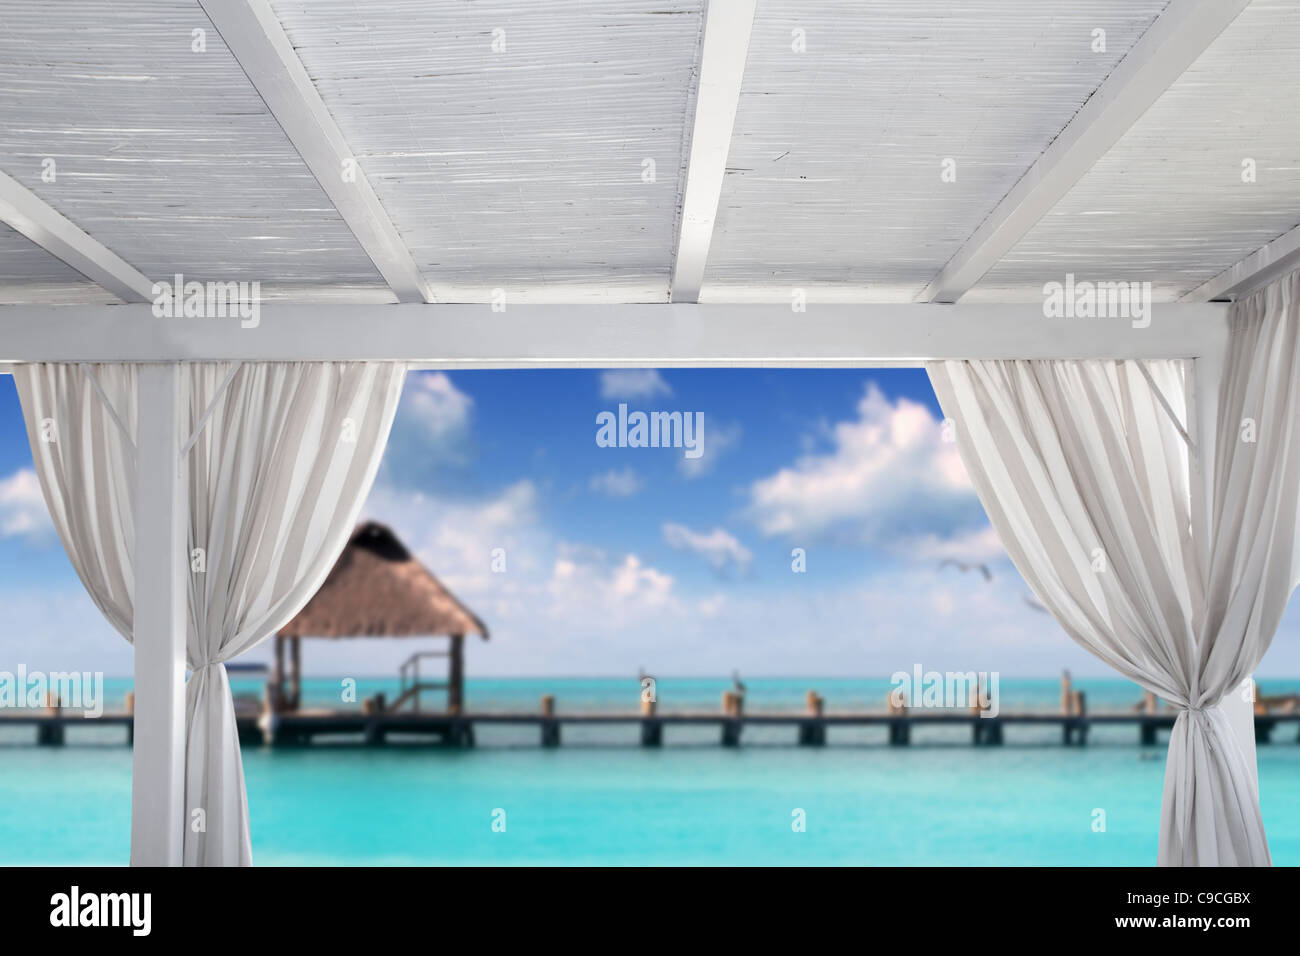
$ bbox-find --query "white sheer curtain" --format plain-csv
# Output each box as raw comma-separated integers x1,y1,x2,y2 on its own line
928,272,1300,865
182,362,405,865
15,361,406,866
16,364,138,640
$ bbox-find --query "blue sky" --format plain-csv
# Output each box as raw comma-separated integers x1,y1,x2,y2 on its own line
2,368,1299,679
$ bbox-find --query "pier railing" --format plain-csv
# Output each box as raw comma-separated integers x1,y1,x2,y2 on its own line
390,651,452,714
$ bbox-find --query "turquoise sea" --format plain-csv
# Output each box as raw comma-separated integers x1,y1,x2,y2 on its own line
3,677,1299,866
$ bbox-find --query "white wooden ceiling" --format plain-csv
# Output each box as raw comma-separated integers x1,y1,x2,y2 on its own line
702,0,1171,300
271,0,704,303
966,0,1300,302
0,0,386,299
0,0,1294,305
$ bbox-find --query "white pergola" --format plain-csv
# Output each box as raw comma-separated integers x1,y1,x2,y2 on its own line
0,0,1296,865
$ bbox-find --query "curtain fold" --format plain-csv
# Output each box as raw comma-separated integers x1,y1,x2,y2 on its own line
15,361,406,866
927,270,1300,865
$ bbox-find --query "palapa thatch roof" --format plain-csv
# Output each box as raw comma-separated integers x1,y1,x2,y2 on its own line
279,521,488,640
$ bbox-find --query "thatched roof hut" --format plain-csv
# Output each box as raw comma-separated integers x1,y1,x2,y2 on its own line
279,521,488,640
274,521,487,714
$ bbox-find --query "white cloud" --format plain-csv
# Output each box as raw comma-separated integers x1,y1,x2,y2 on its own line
364,479,542,597
0,468,53,540
599,369,671,400
663,522,752,574
678,420,740,479
551,552,675,611
366,475,678,619
272,471,1300,680
589,467,643,498
404,371,472,442
381,372,476,483
315,478,683,674
746,384,988,555
516,559,1093,678
698,593,727,618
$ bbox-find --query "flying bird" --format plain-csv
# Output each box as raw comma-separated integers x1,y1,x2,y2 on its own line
938,558,993,582
938,558,1048,616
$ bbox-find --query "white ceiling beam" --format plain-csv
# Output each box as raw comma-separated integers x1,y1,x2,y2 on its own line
919,0,1252,304
669,0,757,303
199,0,432,304
0,302,1227,365
0,169,154,303
1183,222,1300,302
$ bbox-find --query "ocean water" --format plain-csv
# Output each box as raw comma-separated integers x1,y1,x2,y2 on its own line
2,677,1298,866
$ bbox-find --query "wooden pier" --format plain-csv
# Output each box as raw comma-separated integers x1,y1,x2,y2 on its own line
6,686,1300,749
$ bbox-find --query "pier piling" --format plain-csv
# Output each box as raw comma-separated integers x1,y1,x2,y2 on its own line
1256,717,1275,745
973,718,1004,745
36,693,63,746
971,678,1002,745
540,694,560,747
1063,690,1088,746
887,691,910,746
640,697,662,747
361,693,385,745
798,690,826,746
448,719,474,748
1139,692,1160,745
1140,719,1157,746
721,691,743,746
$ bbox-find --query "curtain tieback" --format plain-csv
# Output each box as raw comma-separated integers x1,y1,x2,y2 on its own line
1175,704,1228,757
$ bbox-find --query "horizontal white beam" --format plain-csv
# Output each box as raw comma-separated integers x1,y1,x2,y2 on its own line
0,169,154,303
1183,222,1300,302
0,302,1227,366
199,0,432,304
919,0,1251,303
670,0,757,303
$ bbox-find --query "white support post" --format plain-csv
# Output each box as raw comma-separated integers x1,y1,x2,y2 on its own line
1188,347,1259,783
130,364,188,866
